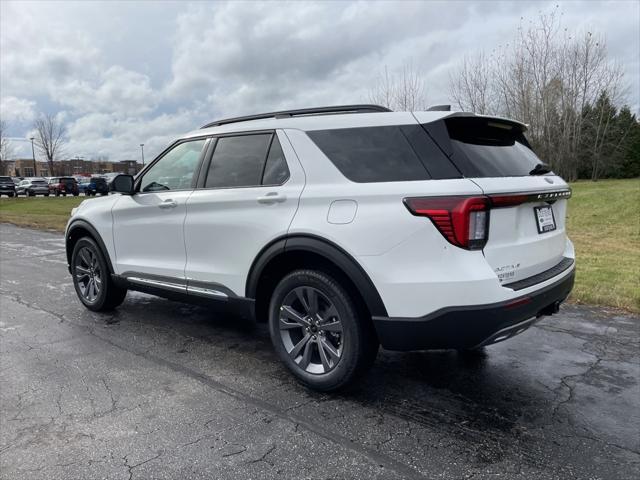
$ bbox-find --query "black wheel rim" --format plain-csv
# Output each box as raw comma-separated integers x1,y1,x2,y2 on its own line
278,286,344,374
74,246,102,303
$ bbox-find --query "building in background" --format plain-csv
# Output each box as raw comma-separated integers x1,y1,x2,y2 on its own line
5,159,143,177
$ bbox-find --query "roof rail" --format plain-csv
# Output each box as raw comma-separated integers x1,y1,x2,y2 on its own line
200,104,391,129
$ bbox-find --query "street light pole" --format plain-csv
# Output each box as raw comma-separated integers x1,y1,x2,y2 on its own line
140,143,145,169
30,137,37,176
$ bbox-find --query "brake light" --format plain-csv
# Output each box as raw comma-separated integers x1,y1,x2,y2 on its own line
404,196,490,250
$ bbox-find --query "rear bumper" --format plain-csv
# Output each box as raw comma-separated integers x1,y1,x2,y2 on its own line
372,268,575,351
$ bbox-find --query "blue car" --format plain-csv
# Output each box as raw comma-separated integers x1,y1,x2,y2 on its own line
78,181,91,194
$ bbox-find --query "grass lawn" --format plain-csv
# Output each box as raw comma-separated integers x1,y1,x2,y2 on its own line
1,179,638,312
0,196,86,231
566,179,639,313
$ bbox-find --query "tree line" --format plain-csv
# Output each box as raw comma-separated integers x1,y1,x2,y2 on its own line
371,9,639,181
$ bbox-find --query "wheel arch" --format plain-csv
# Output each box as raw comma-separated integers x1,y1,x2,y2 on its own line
66,219,115,274
246,234,388,323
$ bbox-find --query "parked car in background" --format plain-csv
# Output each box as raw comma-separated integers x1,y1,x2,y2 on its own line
11,177,23,186
48,177,79,196
0,176,16,197
16,178,50,196
78,180,91,195
85,177,109,196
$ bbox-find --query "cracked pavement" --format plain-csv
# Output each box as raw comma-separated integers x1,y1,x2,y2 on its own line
0,223,638,479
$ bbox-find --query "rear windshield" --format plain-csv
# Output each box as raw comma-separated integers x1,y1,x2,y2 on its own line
32,180,47,185
443,117,542,177
307,125,459,183
0,176,12,181
60,177,76,182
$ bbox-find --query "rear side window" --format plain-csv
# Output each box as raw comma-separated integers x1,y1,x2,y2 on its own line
262,135,290,185
204,133,289,188
205,134,271,188
308,126,429,183
307,125,460,183
443,117,542,177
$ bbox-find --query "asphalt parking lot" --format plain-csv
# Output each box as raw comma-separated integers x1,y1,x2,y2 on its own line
0,223,638,479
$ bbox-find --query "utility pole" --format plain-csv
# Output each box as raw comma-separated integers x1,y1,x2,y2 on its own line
140,143,145,170
30,137,37,176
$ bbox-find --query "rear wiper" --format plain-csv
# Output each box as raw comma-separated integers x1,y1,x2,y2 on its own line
529,163,552,175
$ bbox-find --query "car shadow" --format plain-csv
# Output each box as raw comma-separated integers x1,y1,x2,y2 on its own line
94,293,555,465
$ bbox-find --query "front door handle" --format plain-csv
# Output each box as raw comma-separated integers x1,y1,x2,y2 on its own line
158,199,178,209
257,192,286,204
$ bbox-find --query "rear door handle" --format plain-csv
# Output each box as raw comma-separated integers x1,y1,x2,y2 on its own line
158,199,178,209
257,192,286,204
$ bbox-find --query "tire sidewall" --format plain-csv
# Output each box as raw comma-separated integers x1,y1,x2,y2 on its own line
268,270,364,391
71,237,110,311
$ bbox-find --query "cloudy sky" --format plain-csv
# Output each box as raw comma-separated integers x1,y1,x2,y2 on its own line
1,0,638,162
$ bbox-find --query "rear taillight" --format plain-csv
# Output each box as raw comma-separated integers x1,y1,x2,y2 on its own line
404,196,490,250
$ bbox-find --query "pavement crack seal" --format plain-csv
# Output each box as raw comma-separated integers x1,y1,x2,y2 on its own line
123,452,164,480
243,444,276,466
1,291,426,479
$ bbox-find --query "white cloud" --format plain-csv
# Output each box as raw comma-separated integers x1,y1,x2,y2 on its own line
65,110,198,161
53,66,159,116
0,96,36,123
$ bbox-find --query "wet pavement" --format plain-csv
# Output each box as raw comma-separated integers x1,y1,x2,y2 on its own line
0,223,638,479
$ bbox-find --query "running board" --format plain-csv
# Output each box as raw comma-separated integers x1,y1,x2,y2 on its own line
121,273,230,299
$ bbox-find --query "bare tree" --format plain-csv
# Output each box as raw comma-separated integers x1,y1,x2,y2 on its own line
448,8,626,180
449,53,494,114
33,114,66,176
369,63,427,111
0,120,14,175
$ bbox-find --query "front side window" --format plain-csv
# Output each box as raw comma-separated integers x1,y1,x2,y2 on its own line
140,139,206,192
204,134,272,188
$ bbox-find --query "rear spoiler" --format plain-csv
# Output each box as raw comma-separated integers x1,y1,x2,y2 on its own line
413,111,528,132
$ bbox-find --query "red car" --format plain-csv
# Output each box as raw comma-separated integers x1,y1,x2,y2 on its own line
48,177,79,196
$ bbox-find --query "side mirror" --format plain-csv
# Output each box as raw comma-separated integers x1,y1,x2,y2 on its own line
110,174,135,195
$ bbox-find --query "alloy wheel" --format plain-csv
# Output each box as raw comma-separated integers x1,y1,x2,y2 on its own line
74,246,102,303
278,286,344,374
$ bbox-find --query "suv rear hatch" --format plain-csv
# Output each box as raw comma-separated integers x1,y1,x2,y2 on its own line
60,177,76,192
415,113,572,286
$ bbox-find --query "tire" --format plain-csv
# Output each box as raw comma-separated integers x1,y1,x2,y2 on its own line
73,192,79,197
71,237,127,311
28,190,35,197
44,193,49,197
268,269,378,392
55,190,60,197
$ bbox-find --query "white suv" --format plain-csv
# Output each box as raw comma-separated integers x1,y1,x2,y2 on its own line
65,105,575,391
